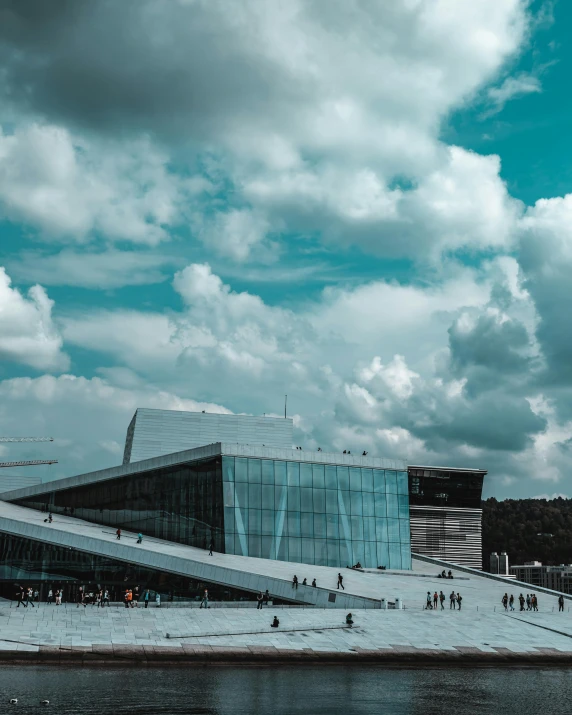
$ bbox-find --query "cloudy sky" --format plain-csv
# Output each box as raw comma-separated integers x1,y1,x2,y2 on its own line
1,0,571,499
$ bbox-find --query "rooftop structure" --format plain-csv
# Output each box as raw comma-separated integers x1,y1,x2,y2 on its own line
123,409,293,464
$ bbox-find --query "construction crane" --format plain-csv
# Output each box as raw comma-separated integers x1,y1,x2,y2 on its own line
0,437,57,468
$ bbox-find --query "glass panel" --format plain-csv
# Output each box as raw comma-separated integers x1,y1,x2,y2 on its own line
288,487,301,512
363,516,376,542
248,509,261,535
362,494,374,517
235,458,248,482
385,470,398,494
301,539,314,564
248,483,261,509
234,482,248,508
287,461,300,488
337,466,349,491
325,489,338,514
377,540,389,568
349,467,361,492
399,518,411,546
248,535,261,558
373,469,386,493
353,541,365,565
387,518,400,542
398,494,409,519
300,512,314,538
288,537,301,562
261,509,274,535
260,536,273,559
350,491,363,516
326,513,340,540
361,468,373,492
223,482,234,507
223,457,235,482
388,546,402,570
351,515,364,541
275,485,287,511
248,459,262,483
364,541,375,567
396,470,409,495
325,465,337,490
287,511,301,538
274,461,287,486
313,488,325,513
261,484,274,510
312,464,325,489
375,517,388,543
300,487,313,512
327,540,340,567
313,513,326,539
261,460,275,484
300,463,312,488
386,492,399,519
314,539,328,566
374,492,387,518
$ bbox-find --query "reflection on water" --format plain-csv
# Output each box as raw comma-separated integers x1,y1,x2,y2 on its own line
0,666,571,714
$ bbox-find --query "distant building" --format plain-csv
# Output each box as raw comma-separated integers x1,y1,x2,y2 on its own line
123,408,294,464
490,551,511,577
510,562,572,594
490,552,499,574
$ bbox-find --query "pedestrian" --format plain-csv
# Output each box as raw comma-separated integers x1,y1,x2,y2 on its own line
136,533,143,544
433,591,438,609
77,591,85,609
47,588,53,605
209,538,214,556
95,591,101,607
337,573,345,590
519,593,525,611
116,528,121,540
16,587,26,608
439,591,445,610
509,594,514,611
526,594,531,610
144,589,150,608
27,588,35,608
533,594,538,611
447,570,453,579
128,589,134,608
155,592,161,607
200,589,209,609
292,575,298,590
450,591,456,609
456,593,462,610
103,589,110,606
502,593,508,611
312,579,317,587
559,594,565,612
48,512,53,523
426,591,432,610
257,592,263,610
34,589,39,603
263,589,270,605
55,589,61,606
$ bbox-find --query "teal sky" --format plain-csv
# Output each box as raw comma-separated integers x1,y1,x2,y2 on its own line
0,0,571,500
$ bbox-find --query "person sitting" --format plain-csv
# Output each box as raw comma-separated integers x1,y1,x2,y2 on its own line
345,613,354,626
271,616,280,628
311,579,316,587
355,562,362,569
447,570,453,579
302,578,307,585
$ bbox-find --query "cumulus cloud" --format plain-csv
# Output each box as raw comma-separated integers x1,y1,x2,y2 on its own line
0,267,68,371
0,124,190,243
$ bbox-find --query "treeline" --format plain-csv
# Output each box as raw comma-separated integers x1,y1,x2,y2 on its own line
482,497,572,568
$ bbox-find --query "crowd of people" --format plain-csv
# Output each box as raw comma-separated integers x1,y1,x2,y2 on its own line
425,590,463,610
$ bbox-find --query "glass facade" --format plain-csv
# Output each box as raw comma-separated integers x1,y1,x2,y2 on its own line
0,532,267,603
13,454,411,570
408,467,485,508
222,457,411,569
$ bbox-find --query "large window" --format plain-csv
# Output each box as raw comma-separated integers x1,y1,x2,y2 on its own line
222,457,410,569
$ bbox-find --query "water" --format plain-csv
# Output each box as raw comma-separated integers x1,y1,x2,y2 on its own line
0,666,571,714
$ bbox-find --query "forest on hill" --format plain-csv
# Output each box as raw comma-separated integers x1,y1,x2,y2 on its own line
482,497,572,568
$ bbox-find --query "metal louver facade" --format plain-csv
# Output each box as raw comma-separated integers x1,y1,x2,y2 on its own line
409,505,483,568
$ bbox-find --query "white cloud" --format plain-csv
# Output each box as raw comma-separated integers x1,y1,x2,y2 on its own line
0,267,68,371
0,124,190,244
7,249,180,289
486,72,542,115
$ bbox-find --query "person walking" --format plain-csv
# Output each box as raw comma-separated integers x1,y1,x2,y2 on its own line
426,592,432,610
16,587,26,608
48,512,53,523
124,590,130,609
103,589,110,607
292,575,298,590
450,591,456,609
256,592,263,610
116,528,121,540
263,589,270,606
47,588,53,605
559,594,565,612
55,589,61,606
519,593,525,611
209,538,214,556
456,593,462,610
27,588,35,608
200,589,209,609
532,594,538,611
136,533,143,544
144,590,150,608
439,591,445,610
502,593,508,611
526,594,531,610
337,573,345,590
509,594,515,611
433,591,438,609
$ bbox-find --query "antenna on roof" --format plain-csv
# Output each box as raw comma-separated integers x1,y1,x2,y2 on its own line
284,394,287,419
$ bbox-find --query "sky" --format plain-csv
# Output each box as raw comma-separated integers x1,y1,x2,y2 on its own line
1,0,572,500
